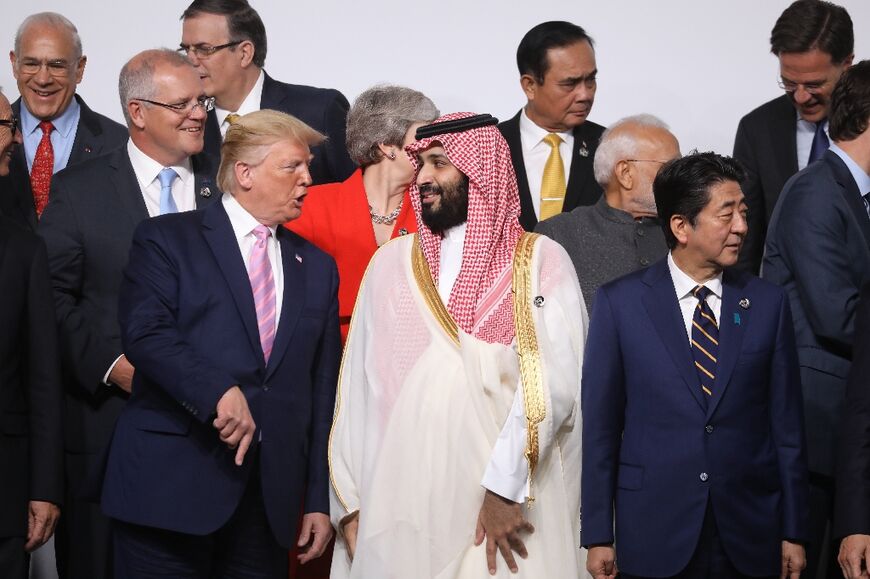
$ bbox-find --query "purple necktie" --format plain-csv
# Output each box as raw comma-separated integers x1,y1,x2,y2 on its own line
249,225,276,363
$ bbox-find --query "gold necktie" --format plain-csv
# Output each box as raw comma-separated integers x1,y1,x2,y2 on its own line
225,113,241,126
539,133,566,220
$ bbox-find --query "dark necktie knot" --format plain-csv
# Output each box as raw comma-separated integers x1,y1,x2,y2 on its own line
693,285,712,302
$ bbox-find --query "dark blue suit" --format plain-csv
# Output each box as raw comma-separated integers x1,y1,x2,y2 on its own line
581,259,809,577
101,200,340,552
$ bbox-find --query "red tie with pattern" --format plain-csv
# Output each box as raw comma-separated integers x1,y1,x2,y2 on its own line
30,121,55,217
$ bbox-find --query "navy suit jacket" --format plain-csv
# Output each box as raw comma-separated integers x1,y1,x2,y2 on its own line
0,95,127,231
203,72,356,186
581,259,808,577
101,200,341,548
762,149,870,476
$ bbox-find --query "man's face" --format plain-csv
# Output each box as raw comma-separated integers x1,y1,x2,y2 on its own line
241,138,313,225
678,180,748,272
10,22,86,121
626,127,681,215
415,144,469,234
181,12,243,103
523,40,597,133
0,94,22,177
779,48,852,123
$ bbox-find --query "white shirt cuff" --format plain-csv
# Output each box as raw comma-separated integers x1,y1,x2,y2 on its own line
481,385,529,504
103,354,125,385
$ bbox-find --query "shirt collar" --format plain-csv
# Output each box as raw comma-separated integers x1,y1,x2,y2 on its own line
441,221,467,245
519,107,572,150
829,143,870,197
20,94,81,138
215,69,265,127
222,191,278,240
126,139,193,190
667,252,723,300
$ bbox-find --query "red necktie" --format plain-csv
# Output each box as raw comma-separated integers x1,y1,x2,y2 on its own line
30,121,55,218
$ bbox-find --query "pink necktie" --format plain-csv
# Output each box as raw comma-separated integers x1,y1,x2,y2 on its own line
249,225,276,363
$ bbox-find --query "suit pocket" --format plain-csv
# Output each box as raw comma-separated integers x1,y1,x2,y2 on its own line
132,408,192,436
617,463,644,490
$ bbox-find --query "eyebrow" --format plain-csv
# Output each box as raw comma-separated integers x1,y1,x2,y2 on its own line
561,69,598,83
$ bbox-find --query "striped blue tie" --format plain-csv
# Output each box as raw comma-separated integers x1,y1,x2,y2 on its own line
691,285,718,406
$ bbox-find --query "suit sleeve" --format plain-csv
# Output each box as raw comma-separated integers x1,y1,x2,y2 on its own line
319,90,356,183
304,260,341,514
580,287,626,546
39,175,122,396
733,116,765,274
118,220,238,421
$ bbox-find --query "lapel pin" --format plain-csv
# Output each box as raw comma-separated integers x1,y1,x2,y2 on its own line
533,296,545,307
199,186,212,198
739,298,750,310
578,141,589,158
295,253,303,263
84,146,92,154
398,228,408,236
733,313,741,325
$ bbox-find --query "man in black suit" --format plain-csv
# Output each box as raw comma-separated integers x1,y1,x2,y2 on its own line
763,60,870,579
499,21,604,231
38,48,220,579
0,88,63,579
179,0,356,185
733,0,853,273
0,12,127,230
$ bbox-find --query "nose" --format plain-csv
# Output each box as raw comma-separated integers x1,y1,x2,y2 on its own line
33,64,53,84
299,163,312,188
189,103,207,121
416,164,433,187
733,210,749,236
792,86,813,104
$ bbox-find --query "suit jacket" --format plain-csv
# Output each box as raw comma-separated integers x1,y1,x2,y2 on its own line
203,72,356,186
762,149,870,476
38,148,219,482
733,94,799,273
101,201,341,548
834,282,870,540
581,259,809,577
498,110,604,231
0,218,63,537
0,95,128,231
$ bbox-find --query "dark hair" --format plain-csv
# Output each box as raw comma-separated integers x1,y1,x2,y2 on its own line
770,0,853,64
654,152,746,250
516,21,593,84
829,60,870,142
182,0,267,68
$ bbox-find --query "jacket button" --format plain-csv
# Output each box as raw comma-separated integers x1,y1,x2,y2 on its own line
700,472,709,482
263,385,270,392
705,425,714,434
636,228,645,237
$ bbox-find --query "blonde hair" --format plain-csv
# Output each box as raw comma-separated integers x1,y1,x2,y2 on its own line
217,110,325,193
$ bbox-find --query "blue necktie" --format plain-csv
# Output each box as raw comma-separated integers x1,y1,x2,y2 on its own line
158,167,179,215
691,285,719,408
808,121,830,165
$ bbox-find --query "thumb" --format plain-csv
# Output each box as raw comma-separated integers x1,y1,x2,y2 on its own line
297,518,312,547
474,517,485,546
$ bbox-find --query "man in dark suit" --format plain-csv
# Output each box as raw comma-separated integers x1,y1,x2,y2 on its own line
38,48,220,579
179,0,356,186
763,60,870,579
0,12,127,230
102,109,339,578
499,21,604,231
733,0,853,273
0,88,63,579
583,152,809,579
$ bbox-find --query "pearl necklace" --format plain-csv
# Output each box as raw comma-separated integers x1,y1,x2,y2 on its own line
369,198,403,224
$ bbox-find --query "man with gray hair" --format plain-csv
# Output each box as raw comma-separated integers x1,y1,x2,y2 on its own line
38,48,219,579
536,114,680,309
0,12,127,230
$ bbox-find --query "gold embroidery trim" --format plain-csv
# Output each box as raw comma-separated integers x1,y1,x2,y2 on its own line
512,232,545,504
411,234,460,347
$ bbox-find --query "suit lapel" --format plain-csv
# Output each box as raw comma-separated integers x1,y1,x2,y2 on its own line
564,122,596,209
706,272,749,419
191,153,220,209
203,110,222,159
641,261,707,412
772,96,799,181
264,229,305,380
112,150,149,225
68,96,120,165
499,111,536,230
826,151,870,252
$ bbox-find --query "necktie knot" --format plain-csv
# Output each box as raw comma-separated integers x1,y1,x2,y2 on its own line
157,168,179,215
543,133,562,149
38,121,54,135
158,167,178,189
692,285,712,302
225,113,241,126
809,121,830,164
252,224,271,246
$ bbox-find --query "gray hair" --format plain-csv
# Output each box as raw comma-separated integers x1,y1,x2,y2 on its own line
593,114,671,188
15,12,83,59
118,49,193,126
346,84,439,167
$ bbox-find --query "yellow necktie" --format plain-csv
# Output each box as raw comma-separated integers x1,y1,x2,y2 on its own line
539,133,566,220
225,113,241,126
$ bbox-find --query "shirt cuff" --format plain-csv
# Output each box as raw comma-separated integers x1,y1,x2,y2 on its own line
481,386,529,504
103,354,125,386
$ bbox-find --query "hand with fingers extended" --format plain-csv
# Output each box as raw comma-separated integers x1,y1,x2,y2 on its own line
213,385,256,466
475,489,534,575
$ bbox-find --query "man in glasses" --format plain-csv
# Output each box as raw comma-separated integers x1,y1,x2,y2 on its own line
37,48,220,579
0,12,127,230
180,0,356,185
733,0,853,273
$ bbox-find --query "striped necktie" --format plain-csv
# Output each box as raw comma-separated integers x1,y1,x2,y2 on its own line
691,285,719,405
249,225,276,363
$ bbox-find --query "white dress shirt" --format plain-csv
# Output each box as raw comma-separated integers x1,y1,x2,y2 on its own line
667,253,723,343
126,139,196,216
796,115,829,171
519,108,574,220
215,70,265,138
437,224,530,503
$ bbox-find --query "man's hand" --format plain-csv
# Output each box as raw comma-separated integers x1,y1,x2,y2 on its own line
780,540,805,579
839,534,870,578
296,512,334,564
586,545,618,579
474,489,533,575
341,512,359,560
213,386,255,466
25,501,60,551
109,355,135,393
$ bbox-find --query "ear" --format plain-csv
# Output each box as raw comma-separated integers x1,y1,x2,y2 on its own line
74,56,87,85
376,143,395,160
238,40,256,69
843,52,855,69
9,51,18,81
614,160,634,190
127,100,146,130
670,214,690,246
234,160,254,190
520,74,539,101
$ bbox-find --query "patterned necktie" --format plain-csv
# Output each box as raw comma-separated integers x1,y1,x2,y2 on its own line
30,121,55,217
539,133,566,221
808,121,830,164
158,168,179,215
691,285,719,406
249,225,277,363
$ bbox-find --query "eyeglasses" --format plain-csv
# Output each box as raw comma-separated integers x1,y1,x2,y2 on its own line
177,41,243,59
0,115,18,134
133,96,216,115
625,159,668,165
17,58,75,77
777,78,829,95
